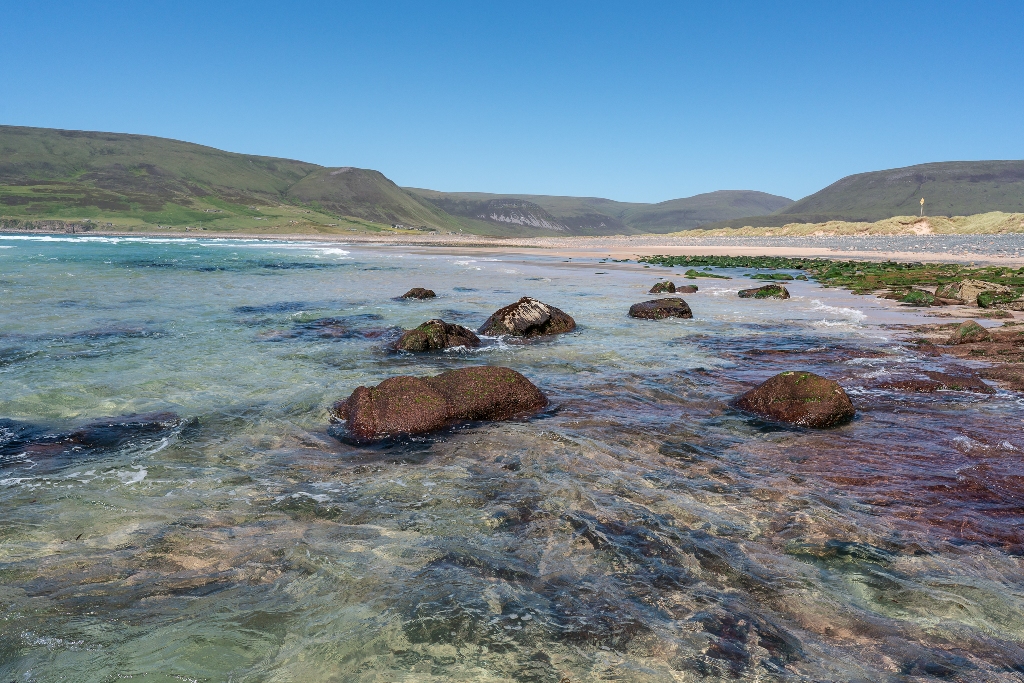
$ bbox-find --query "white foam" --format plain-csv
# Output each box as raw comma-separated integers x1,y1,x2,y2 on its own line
115,465,147,485
0,477,36,486
809,300,867,327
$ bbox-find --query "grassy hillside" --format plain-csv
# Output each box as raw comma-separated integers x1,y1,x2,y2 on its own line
405,188,793,235
703,161,1024,230
0,125,471,235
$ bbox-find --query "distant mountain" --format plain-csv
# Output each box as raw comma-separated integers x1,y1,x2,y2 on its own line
405,188,793,235
700,161,1024,230
0,125,793,236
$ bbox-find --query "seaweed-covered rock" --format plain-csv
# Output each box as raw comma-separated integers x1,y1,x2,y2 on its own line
946,320,990,345
478,297,576,337
677,284,699,294
978,289,1024,310
395,319,480,352
935,279,1012,306
401,288,436,299
649,281,676,294
738,285,790,299
900,288,936,306
628,298,693,320
333,366,547,441
735,371,855,428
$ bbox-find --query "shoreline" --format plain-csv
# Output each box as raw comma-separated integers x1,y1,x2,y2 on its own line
4,228,1024,266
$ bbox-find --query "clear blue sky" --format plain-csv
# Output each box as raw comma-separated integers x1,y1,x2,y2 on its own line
2,1,1022,203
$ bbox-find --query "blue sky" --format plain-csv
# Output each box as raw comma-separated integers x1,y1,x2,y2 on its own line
2,1,1022,202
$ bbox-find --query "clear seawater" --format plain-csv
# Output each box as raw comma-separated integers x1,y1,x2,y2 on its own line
1,235,1023,682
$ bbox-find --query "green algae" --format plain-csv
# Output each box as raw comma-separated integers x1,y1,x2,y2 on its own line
640,254,1024,296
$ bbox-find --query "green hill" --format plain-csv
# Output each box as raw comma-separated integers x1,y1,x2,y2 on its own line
0,125,794,236
0,125,466,234
405,188,793,235
701,161,1024,229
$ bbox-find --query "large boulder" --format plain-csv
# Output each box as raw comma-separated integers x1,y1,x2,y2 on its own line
735,371,855,428
478,297,576,337
649,281,676,294
676,284,699,294
935,279,1013,305
946,320,990,345
333,366,548,441
738,284,790,299
628,298,693,320
401,287,436,299
395,319,480,352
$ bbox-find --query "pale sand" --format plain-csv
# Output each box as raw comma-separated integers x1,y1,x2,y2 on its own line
14,228,1024,266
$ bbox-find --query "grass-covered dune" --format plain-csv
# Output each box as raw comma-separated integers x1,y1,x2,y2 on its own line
679,211,1024,236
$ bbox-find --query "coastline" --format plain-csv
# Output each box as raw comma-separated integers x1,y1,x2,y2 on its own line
5,228,1024,266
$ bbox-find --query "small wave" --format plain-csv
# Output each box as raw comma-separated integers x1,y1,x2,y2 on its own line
114,465,147,485
810,299,867,327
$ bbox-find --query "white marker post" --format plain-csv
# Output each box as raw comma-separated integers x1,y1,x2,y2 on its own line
920,197,924,217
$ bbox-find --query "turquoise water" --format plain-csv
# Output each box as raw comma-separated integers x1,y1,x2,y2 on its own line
2,235,1023,682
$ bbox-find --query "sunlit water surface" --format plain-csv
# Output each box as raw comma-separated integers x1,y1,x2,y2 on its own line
1,235,1023,682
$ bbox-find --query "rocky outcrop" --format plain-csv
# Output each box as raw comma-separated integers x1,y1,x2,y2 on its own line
478,297,576,337
395,319,480,351
738,284,790,299
947,320,990,344
401,288,436,299
628,298,693,320
649,281,676,294
332,366,547,441
735,371,855,428
936,279,1013,306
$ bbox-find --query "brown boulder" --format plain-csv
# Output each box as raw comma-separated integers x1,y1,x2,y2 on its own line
676,284,698,294
738,284,790,299
735,371,855,428
478,297,576,337
395,319,480,352
628,298,693,320
401,287,436,299
946,320,990,345
333,366,547,441
649,281,676,294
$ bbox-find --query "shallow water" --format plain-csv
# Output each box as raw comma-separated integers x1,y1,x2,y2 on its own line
1,234,1023,682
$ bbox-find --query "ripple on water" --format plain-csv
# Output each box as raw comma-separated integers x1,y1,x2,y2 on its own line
1,237,1024,681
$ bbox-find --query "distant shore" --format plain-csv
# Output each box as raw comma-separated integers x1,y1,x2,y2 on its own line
5,228,1024,267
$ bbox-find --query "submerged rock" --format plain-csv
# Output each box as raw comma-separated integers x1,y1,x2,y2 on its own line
401,287,436,300
333,366,547,441
478,297,576,337
395,319,480,352
735,371,854,428
628,298,693,320
1,412,183,467
738,284,790,299
947,320,990,345
649,281,676,294
881,371,994,394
